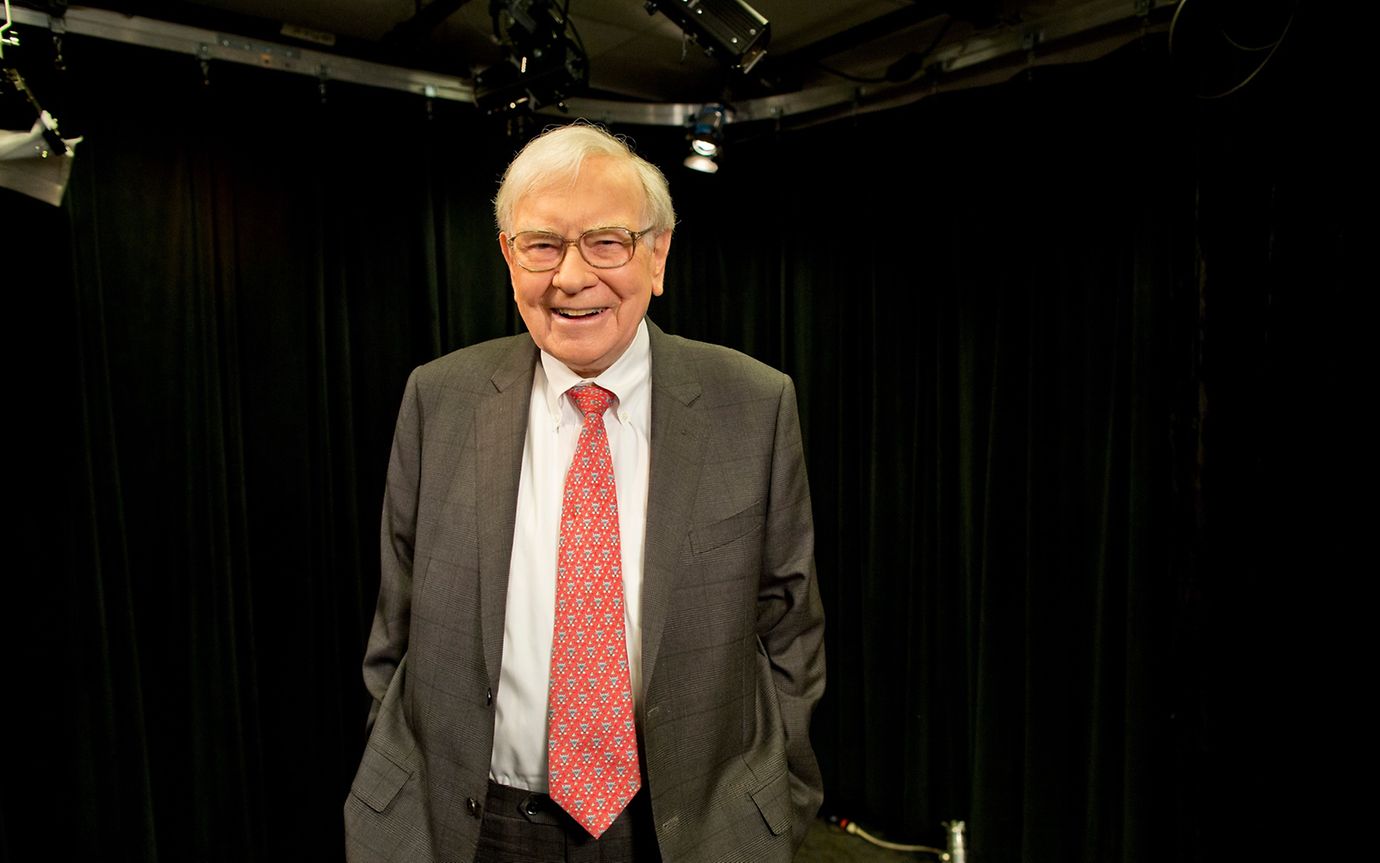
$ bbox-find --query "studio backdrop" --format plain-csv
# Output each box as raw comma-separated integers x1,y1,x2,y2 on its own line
2,16,1356,863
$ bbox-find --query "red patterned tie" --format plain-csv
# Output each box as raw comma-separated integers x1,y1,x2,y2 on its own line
547,384,641,838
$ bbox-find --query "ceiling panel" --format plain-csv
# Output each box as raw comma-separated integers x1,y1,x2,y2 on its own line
11,1,1173,113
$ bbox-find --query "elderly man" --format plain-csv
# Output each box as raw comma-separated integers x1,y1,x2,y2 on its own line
345,123,824,863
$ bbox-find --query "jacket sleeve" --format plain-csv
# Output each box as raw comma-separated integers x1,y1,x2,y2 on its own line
362,368,422,732
756,374,826,851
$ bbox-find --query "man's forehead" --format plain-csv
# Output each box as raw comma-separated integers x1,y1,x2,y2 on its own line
513,160,646,229
523,155,637,197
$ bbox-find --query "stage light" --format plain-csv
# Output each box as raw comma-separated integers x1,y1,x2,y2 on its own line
474,0,588,115
684,103,724,173
1,68,81,206
645,0,770,74
683,153,718,174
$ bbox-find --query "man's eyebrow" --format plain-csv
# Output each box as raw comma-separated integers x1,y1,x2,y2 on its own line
518,224,635,235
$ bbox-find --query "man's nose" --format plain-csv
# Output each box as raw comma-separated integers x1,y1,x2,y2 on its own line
551,242,597,293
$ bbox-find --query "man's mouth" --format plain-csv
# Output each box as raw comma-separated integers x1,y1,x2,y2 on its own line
553,307,607,319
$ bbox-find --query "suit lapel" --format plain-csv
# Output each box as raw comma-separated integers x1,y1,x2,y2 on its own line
641,321,707,693
477,334,538,686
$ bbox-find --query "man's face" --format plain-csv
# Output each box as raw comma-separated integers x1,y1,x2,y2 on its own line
500,156,671,378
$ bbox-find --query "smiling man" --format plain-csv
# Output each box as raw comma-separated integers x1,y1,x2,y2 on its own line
345,123,825,863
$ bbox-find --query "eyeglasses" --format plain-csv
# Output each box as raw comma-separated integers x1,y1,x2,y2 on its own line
507,226,655,272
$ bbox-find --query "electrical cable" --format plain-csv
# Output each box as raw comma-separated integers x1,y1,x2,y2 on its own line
830,816,950,857
1168,0,1296,99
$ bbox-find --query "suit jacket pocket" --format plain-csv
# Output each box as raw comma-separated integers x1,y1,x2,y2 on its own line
350,744,413,814
748,766,792,837
689,500,766,557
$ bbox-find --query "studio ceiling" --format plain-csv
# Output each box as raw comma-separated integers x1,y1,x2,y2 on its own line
40,0,1166,109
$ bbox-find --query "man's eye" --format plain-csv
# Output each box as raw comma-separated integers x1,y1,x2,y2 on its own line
584,232,629,248
522,236,561,252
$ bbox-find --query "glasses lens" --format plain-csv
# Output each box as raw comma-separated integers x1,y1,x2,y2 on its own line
580,229,635,268
514,232,564,270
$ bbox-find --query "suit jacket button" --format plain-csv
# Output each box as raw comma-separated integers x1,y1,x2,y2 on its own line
485,687,493,707
467,797,481,818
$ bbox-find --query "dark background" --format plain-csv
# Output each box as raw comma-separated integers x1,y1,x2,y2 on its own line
1,12,1361,863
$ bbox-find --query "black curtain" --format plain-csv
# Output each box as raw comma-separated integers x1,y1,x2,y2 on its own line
5,38,518,862
667,54,1199,861
2,15,1355,863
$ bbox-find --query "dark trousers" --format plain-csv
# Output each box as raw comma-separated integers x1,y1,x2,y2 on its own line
476,781,662,863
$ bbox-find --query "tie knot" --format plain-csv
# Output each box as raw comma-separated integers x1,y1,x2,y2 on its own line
569,384,614,419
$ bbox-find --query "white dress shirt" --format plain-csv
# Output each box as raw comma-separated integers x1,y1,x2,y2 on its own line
489,319,652,791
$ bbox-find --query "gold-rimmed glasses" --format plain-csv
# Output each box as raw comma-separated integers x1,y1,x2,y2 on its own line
507,226,655,272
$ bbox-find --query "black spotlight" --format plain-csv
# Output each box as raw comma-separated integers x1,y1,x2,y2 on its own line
475,0,589,114
684,104,725,174
646,0,770,73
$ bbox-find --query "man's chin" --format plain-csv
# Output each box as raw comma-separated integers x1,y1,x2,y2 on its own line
542,341,604,376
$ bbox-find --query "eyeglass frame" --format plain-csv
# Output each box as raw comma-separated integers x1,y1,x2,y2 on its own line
505,225,658,273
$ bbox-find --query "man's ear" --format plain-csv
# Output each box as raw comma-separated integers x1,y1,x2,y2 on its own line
651,230,672,296
498,232,515,270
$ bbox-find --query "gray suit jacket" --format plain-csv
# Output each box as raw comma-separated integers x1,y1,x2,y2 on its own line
345,320,825,863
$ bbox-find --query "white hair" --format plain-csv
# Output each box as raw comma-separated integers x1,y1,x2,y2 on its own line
494,121,676,236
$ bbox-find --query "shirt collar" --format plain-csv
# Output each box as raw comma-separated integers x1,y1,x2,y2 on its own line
539,318,650,427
